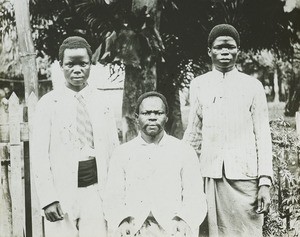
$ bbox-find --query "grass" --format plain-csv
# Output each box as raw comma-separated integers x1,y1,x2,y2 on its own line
268,102,296,128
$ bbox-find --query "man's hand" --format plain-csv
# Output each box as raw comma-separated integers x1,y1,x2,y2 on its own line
44,202,64,222
256,185,271,214
170,216,192,237
118,217,135,237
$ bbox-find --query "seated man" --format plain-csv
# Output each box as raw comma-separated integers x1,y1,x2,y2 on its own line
104,91,207,237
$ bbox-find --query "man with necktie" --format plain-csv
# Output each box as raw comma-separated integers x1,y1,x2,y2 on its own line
31,36,119,237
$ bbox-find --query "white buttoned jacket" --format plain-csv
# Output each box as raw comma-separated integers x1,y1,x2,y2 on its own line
31,85,119,217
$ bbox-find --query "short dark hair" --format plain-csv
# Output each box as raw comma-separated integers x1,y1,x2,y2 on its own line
135,91,169,114
208,24,240,48
59,36,92,63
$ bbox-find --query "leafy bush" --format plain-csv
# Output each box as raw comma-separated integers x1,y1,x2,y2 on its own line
264,118,300,236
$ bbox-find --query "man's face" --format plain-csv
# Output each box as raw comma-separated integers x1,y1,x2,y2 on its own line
137,96,168,138
208,36,239,72
61,48,91,92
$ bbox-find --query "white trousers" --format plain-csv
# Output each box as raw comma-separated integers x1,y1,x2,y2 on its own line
44,185,107,237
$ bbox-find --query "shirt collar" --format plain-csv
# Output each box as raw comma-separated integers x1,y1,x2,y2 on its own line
62,83,92,98
135,131,169,146
211,67,239,79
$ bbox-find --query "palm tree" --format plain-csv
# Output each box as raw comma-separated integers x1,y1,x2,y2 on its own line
28,0,299,140
74,0,167,142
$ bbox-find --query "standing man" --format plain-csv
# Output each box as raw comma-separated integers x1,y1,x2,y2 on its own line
183,24,273,237
31,36,119,237
104,92,207,237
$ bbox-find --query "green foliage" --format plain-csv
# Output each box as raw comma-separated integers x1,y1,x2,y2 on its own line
0,0,53,79
0,0,22,78
176,58,210,89
30,0,82,60
263,211,286,237
29,0,299,83
264,118,300,236
0,0,15,34
158,0,296,91
237,50,275,73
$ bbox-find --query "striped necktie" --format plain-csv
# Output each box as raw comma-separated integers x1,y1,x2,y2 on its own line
75,93,94,149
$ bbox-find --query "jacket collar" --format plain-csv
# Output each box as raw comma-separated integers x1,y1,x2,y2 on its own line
54,84,93,101
135,131,169,146
211,67,239,79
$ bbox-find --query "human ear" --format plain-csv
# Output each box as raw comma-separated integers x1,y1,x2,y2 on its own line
208,47,212,57
135,113,141,128
134,113,140,126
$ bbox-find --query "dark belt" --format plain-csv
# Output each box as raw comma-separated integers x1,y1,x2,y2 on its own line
78,157,98,187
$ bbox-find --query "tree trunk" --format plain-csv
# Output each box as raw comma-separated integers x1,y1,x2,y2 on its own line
121,0,184,141
14,0,38,99
122,65,155,141
285,38,300,116
121,0,160,142
14,1,38,236
157,63,184,139
161,85,184,139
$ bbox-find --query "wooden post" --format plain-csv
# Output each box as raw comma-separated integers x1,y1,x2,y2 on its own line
14,0,39,234
13,0,38,100
23,103,32,237
0,98,12,237
9,93,24,237
28,93,43,237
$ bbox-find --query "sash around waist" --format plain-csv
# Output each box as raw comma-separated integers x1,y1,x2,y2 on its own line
78,157,98,187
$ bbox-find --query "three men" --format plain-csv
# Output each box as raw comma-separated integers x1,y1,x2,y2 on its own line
31,36,119,237
183,24,273,237
104,92,207,237
32,24,273,237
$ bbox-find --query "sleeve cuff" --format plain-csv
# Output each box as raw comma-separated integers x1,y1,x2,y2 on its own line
42,201,59,210
258,176,272,187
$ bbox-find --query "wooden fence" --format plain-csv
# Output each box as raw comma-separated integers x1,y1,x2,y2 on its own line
0,92,43,237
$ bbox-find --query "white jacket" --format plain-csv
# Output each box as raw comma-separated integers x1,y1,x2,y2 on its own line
103,133,207,237
31,85,119,217
184,69,273,180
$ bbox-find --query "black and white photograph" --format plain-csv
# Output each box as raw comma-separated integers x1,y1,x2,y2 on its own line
0,0,300,236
